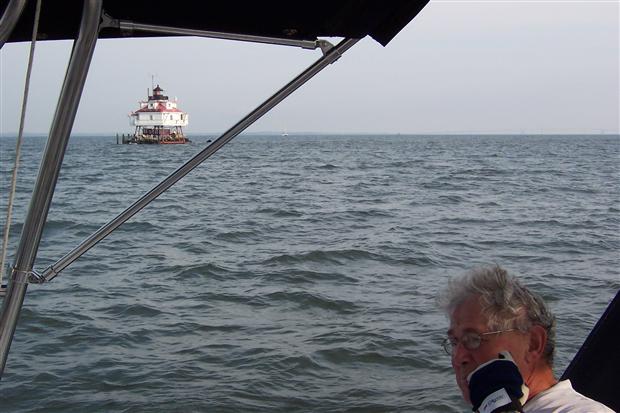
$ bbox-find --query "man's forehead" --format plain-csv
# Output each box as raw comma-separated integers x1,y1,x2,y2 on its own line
447,326,485,337
448,295,489,334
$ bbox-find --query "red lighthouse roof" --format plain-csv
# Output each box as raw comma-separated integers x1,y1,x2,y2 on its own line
135,103,183,113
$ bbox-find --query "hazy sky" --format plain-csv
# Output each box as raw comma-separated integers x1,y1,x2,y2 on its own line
0,0,618,135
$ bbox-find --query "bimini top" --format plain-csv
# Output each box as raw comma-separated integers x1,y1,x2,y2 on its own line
2,0,430,46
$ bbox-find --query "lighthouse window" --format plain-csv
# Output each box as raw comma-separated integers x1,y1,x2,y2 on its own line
181,114,184,120
150,115,153,120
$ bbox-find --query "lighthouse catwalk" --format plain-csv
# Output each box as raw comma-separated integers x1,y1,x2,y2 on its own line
125,85,190,144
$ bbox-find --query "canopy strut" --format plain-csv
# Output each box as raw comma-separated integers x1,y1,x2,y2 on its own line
0,0,27,49
100,12,332,53
0,0,103,378
0,0,41,296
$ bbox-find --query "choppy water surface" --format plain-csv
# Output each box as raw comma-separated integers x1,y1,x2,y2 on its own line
0,134,618,412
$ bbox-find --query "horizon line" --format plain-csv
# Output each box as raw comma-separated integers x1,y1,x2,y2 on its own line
1,131,619,138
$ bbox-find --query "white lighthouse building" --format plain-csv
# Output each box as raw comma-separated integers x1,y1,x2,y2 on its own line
127,85,189,144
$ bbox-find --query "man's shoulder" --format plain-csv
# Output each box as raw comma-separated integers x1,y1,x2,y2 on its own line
524,380,615,413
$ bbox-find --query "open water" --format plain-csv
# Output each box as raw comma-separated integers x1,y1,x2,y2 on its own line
0,134,618,412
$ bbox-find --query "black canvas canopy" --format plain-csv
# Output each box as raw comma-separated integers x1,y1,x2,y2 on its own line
2,0,429,46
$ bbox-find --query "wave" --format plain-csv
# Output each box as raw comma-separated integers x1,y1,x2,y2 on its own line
173,262,237,280
255,207,303,217
262,249,386,266
260,290,361,314
97,302,163,318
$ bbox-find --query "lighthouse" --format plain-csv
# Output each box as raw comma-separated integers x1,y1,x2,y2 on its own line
127,85,190,144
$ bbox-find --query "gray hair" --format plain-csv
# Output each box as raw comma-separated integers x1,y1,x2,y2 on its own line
439,265,556,366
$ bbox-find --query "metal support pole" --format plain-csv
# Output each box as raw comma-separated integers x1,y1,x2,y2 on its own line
0,0,102,378
0,0,27,50
39,37,360,283
103,13,320,51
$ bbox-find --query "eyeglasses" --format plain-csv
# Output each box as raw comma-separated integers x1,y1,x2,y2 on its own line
442,329,516,355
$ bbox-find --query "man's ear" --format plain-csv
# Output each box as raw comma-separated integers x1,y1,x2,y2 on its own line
526,324,547,364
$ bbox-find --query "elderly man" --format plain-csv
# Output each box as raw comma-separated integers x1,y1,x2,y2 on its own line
440,265,613,412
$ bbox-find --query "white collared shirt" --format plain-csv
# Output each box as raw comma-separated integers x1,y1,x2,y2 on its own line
524,380,615,412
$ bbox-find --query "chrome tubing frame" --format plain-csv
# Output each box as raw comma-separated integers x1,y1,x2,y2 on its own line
0,29,358,377
0,0,27,49
40,37,359,283
0,0,102,378
111,16,321,51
